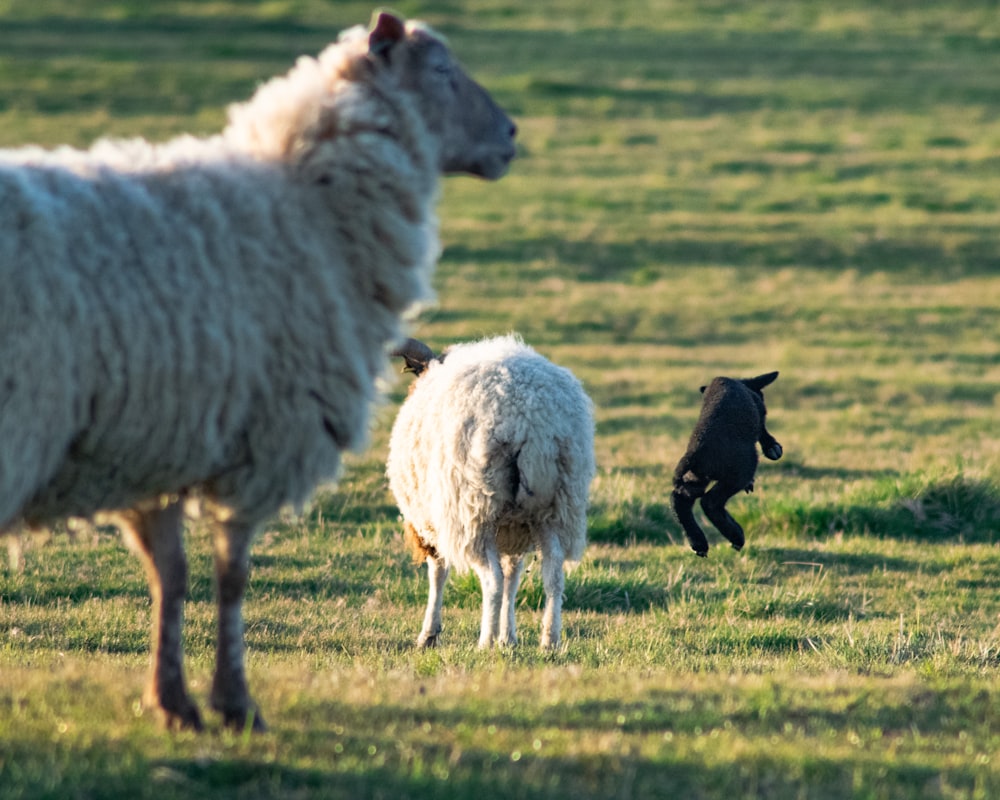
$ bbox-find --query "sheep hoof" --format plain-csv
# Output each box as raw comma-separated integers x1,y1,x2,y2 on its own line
417,632,440,648
694,549,708,558
161,705,204,733
145,685,203,732
732,543,743,552
221,707,267,733
765,443,783,461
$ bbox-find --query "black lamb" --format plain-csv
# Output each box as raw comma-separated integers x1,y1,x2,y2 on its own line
671,372,783,557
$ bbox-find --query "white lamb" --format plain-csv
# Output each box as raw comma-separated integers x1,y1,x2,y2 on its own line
387,336,596,650
0,12,515,731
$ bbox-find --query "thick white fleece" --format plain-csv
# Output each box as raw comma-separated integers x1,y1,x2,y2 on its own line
0,25,439,531
387,335,596,573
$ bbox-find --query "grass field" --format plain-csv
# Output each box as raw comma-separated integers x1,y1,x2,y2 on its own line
1,1,999,797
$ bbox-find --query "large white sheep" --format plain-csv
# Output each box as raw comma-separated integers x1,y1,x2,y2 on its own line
387,335,595,650
0,12,515,731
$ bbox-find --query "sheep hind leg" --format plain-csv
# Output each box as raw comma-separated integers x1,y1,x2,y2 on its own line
539,537,566,650
472,548,504,649
671,473,710,557
700,481,745,551
498,554,525,647
210,519,265,732
417,556,449,648
117,501,202,731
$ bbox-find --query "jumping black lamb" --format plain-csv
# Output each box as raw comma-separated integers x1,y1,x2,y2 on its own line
671,372,783,557
0,12,515,731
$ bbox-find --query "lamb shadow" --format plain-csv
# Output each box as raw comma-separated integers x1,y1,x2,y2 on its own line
780,475,1000,545
589,473,999,548
755,546,916,576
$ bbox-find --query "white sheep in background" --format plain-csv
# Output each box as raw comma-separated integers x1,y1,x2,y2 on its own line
0,11,515,731
387,335,596,650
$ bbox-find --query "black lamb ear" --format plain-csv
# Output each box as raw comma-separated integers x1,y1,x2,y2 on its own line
390,338,437,377
369,11,407,61
401,355,428,376
699,385,707,394
744,371,779,392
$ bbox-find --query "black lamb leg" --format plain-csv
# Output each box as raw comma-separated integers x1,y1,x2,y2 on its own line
671,480,710,557
700,481,745,551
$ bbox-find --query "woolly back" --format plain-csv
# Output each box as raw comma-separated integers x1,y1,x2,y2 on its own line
225,27,367,161
223,21,443,323
224,24,436,186
387,335,595,570
0,25,446,529
694,378,765,447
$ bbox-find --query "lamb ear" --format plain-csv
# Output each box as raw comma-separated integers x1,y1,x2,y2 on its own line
744,371,779,391
699,385,708,394
390,338,437,376
369,11,407,61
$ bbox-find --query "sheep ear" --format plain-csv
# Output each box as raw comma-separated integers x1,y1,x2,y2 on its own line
745,371,779,391
369,11,407,61
699,385,707,394
390,338,437,377
400,354,429,375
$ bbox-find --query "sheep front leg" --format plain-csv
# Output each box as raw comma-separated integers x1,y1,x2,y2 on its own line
417,556,449,648
118,501,202,731
472,548,504,649
211,520,265,731
539,538,566,650
498,555,525,647
759,428,783,461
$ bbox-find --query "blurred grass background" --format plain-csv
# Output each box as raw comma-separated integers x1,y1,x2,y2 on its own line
1,1,999,797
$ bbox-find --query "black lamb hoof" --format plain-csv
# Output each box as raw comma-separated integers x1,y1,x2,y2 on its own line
765,443,783,461
694,549,708,558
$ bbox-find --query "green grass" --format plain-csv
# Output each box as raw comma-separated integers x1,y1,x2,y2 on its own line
2,0,1000,797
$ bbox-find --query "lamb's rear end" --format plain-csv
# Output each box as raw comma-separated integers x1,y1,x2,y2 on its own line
387,335,596,649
